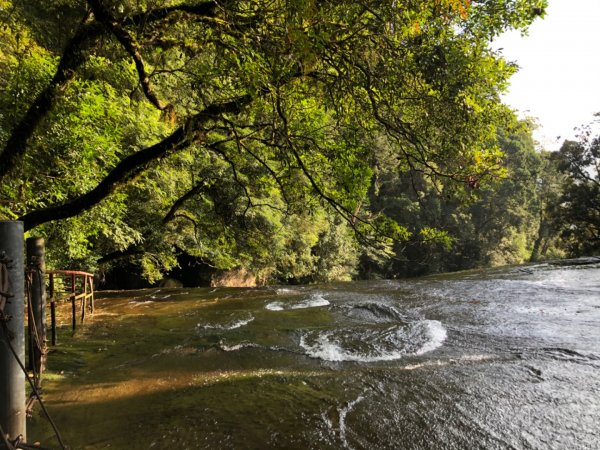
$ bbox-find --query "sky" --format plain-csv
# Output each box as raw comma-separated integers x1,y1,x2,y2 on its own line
493,0,600,150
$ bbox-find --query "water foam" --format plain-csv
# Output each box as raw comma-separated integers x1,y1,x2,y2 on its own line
265,301,285,311
197,315,255,331
275,288,296,295
218,341,261,352
414,320,447,355
322,393,366,447
300,320,447,362
266,294,330,311
130,300,155,307
338,394,365,444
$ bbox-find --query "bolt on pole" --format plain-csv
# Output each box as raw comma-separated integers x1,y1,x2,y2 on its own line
0,221,26,443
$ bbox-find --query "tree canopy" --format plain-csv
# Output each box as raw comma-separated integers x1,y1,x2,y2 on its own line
0,0,551,283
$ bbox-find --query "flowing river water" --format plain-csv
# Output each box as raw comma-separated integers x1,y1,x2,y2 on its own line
33,261,600,449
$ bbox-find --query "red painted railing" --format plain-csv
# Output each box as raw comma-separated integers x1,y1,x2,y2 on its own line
46,270,94,345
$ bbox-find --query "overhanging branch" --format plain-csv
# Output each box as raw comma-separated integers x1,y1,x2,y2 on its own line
163,181,208,224
19,94,252,231
0,1,221,182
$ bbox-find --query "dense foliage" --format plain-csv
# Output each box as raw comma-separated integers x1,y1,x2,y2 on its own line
4,0,593,287
549,127,600,256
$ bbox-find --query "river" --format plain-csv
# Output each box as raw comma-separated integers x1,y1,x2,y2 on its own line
35,260,600,449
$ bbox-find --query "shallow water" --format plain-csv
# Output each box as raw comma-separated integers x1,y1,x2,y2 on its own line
33,262,600,449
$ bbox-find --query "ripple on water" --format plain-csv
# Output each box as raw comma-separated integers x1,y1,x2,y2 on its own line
340,301,404,323
196,314,255,331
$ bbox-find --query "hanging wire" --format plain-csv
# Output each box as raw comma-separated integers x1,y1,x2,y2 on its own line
0,257,68,450
0,319,68,450
1,421,55,450
0,423,17,450
25,261,48,391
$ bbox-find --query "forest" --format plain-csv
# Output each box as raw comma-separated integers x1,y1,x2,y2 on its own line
1,0,598,288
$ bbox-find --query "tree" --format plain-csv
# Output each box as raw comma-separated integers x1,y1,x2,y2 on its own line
528,148,565,262
361,120,556,277
469,122,543,266
551,127,600,255
0,0,546,280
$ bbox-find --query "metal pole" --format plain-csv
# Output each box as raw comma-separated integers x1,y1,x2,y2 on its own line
49,274,56,346
89,275,95,314
0,221,26,443
26,237,46,382
70,274,76,332
80,275,86,324
26,293,34,372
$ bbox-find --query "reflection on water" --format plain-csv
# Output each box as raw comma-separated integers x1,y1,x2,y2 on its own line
34,262,600,449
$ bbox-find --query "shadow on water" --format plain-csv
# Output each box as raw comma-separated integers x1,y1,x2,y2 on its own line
30,263,600,449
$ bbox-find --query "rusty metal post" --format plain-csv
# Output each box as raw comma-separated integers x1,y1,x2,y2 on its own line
71,273,76,332
0,221,26,443
80,275,86,324
26,237,46,381
89,275,95,314
50,301,56,346
49,273,56,346
26,291,34,372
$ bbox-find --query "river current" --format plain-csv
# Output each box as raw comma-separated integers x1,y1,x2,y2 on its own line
40,261,600,449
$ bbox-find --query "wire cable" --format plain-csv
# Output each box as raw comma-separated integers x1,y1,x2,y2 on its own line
1,257,67,450
0,317,67,450
0,423,17,450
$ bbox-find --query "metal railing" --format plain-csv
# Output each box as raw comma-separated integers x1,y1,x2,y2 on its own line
46,270,95,345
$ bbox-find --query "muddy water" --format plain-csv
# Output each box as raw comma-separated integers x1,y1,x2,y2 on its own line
31,262,600,449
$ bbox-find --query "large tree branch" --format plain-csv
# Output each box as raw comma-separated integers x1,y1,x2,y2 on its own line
163,182,209,224
0,1,220,182
19,95,251,231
